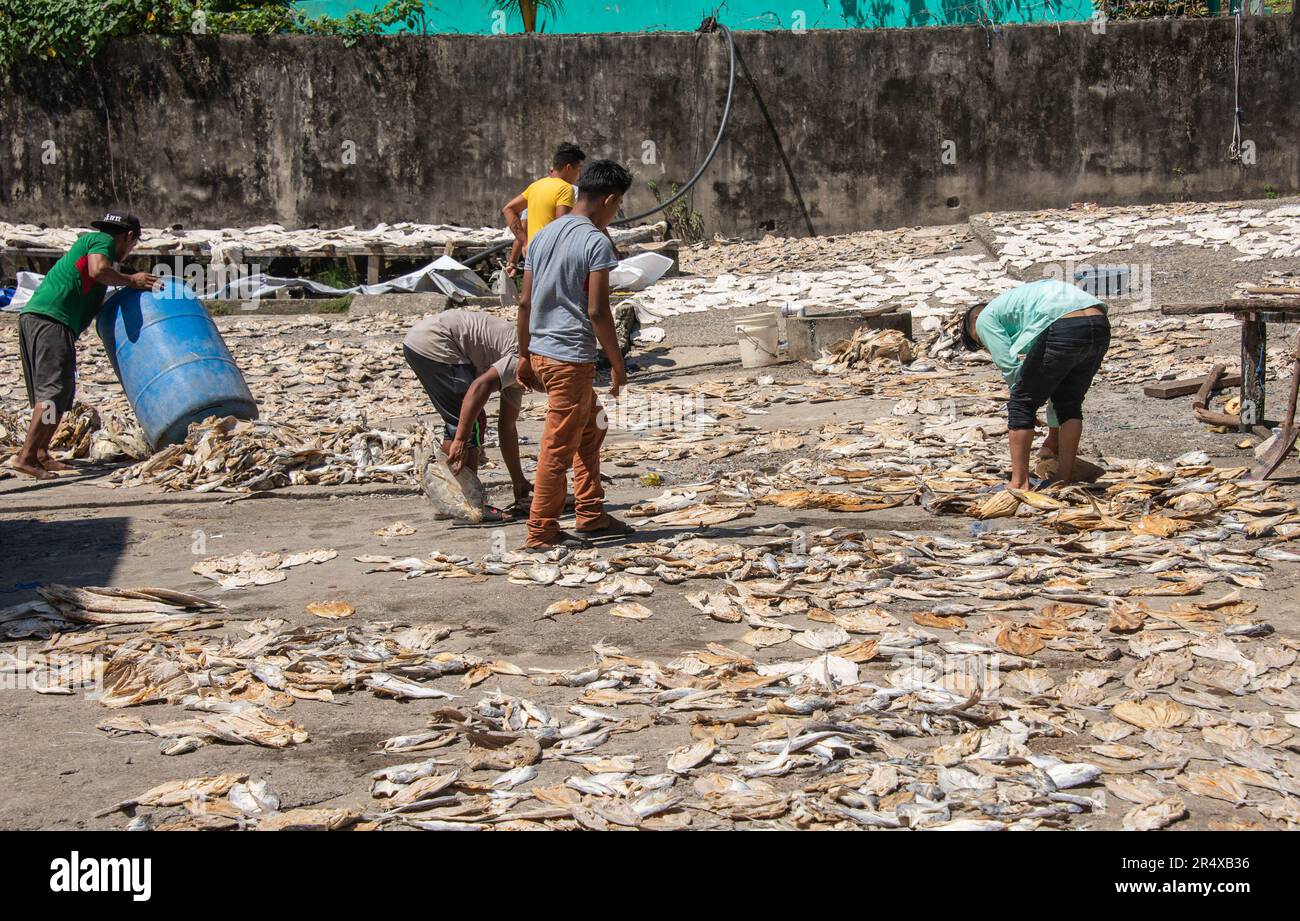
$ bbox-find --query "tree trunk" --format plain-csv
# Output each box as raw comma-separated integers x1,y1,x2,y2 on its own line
522,1,538,32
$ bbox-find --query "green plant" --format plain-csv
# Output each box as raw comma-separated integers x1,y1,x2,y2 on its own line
0,0,429,67
316,295,354,313
646,180,706,244
310,260,360,290
1264,185,1279,199
484,0,565,33
1092,0,1211,19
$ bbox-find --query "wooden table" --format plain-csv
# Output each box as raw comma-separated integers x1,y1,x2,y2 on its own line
1162,291,1300,432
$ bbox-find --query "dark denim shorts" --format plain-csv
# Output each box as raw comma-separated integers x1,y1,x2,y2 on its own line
403,345,483,446
1007,314,1110,430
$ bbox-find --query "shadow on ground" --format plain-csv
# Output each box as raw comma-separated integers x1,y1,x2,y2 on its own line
0,516,131,599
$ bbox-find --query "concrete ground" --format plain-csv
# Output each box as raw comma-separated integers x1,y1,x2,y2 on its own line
2,201,1299,831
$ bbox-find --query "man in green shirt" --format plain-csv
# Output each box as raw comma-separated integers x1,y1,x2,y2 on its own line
961,279,1110,490
13,211,157,479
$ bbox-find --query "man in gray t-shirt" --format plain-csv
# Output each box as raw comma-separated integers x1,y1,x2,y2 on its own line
523,215,618,363
517,159,635,549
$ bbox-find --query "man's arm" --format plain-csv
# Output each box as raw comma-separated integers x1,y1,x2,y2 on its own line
516,271,533,358
515,271,541,392
496,400,528,499
446,368,502,473
502,193,528,244
87,253,156,290
587,268,625,397
506,237,524,277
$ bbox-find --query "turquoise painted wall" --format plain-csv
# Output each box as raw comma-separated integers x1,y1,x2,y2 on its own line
295,1,1097,34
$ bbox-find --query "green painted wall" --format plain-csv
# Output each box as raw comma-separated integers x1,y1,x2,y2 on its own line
296,0,1098,34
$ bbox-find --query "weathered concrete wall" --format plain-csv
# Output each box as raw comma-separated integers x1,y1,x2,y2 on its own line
1,17,1297,237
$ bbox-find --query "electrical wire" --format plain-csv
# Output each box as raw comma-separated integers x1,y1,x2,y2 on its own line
612,20,736,225
1229,9,1244,162
463,20,738,266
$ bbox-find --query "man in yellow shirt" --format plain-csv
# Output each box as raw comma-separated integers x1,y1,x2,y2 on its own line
502,142,585,276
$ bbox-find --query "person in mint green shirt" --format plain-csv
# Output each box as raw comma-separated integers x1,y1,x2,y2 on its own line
961,279,1110,490
13,211,157,480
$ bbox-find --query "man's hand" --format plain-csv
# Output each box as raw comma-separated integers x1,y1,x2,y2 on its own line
505,263,518,278
445,438,467,474
517,354,541,392
129,272,159,291
608,364,627,399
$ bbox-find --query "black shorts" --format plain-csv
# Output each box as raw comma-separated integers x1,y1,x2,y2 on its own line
1007,314,1111,430
403,345,484,446
19,312,77,414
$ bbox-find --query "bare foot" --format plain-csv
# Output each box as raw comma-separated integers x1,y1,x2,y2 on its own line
40,456,74,472
12,459,54,480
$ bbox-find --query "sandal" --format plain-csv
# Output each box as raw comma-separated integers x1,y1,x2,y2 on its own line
576,514,636,537
522,530,592,551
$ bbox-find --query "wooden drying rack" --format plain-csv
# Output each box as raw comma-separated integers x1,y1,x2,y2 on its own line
1161,286,1300,433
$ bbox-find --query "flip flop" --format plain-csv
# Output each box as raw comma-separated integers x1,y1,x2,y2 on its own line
521,531,593,552
576,515,636,537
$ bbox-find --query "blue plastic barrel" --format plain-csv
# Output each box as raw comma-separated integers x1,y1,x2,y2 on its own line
97,278,258,448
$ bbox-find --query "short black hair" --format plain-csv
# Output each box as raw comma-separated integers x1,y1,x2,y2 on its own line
578,160,633,199
554,143,587,169
960,303,985,351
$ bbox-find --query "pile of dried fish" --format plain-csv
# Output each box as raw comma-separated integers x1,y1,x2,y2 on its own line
625,254,1011,324
106,416,418,492
814,327,913,372
0,402,149,472
9,448,1300,831
680,224,971,276
975,201,1300,269
0,220,661,267
1,585,222,639
193,548,338,590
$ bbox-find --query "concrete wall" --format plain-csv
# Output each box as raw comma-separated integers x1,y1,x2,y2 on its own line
1,16,1297,237
296,0,1095,33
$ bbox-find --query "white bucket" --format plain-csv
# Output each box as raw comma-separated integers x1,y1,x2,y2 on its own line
736,313,780,368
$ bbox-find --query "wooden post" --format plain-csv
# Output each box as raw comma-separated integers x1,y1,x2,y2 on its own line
367,252,382,286
1241,312,1266,432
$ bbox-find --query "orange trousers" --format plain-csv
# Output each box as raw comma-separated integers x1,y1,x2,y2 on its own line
527,355,607,546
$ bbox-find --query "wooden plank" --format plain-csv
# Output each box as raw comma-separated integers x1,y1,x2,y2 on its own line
1144,371,1242,399
367,252,381,285
1193,364,1225,410
1240,312,1267,433
1163,299,1300,316
1245,285,1300,296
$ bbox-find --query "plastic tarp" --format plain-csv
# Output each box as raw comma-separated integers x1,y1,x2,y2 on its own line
1,272,44,312
199,255,492,301
3,251,673,310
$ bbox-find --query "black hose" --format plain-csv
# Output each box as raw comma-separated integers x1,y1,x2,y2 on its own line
463,20,737,267
613,21,736,226
731,37,815,237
